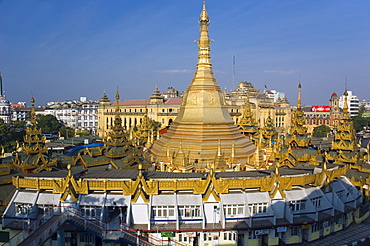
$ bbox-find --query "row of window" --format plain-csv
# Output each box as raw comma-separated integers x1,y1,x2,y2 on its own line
152,205,201,218
152,203,269,219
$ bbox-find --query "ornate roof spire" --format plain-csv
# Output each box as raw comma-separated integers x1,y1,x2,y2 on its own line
342,90,349,119
194,0,213,80
30,96,36,126
297,83,302,110
115,87,120,113
200,1,209,23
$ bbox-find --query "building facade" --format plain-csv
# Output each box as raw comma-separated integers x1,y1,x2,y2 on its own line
0,71,11,124
339,90,359,117
97,82,292,138
43,97,99,134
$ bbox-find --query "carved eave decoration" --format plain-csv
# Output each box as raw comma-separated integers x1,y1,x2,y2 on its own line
12,165,350,203
130,171,158,203
25,127,43,136
23,134,46,143
22,144,48,155
333,151,358,165
74,155,111,168
81,147,103,157
54,167,88,202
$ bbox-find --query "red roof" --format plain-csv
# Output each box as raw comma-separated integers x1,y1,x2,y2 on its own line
331,92,338,97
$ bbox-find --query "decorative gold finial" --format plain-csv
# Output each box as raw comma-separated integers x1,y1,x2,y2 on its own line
217,138,222,157
115,87,120,112
342,90,349,119
275,165,279,175
200,1,209,23
297,83,302,109
30,96,37,126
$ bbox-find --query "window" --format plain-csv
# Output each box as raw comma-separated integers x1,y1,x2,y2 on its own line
290,227,301,236
311,223,320,232
38,204,53,215
15,203,32,215
224,204,244,217
178,205,200,218
152,206,175,218
80,206,101,218
223,232,236,241
178,233,189,243
248,203,268,216
310,196,322,208
289,200,306,211
248,231,258,240
203,232,218,241
80,233,95,244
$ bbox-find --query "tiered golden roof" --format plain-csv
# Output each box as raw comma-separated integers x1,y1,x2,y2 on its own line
132,108,158,147
12,97,56,173
330,90,357,164
238,93,259,140
286,83,311,148
75,91,151,170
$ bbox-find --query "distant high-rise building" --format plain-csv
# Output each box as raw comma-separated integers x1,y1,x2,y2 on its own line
339,90,359,117
0,71,11,124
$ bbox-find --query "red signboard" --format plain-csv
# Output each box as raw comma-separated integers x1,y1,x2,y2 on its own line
311,106,330,112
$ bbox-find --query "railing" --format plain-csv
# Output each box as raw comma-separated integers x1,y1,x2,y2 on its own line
3,206,187,246
3,208,58,246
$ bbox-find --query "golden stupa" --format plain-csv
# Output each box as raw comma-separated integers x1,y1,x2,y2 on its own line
150,2,256,168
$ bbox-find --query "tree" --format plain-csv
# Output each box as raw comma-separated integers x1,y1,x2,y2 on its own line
36,114,62,134
59,126,75,138
0,119,26,152
358,105,366,116
352,115,370,132
313,125,331,138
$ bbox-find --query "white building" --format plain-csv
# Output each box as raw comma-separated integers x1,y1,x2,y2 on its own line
0,72,11,124
1,167,363,246
44,97,99,134
264,89,286,102
339,91,359,117
360,100,370,112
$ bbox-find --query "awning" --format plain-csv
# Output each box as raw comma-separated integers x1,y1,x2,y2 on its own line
151,194,176,206
79,194,105,206
246,192,270,204
14,191,37,204
285,190,308,201
177,194,202,205
221,193,245,205
36,193,62,205
105,194,131,206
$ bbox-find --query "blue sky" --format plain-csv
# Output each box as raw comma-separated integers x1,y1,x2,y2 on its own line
1,0,369,106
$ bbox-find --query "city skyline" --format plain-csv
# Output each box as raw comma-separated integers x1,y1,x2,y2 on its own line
1,0,370,106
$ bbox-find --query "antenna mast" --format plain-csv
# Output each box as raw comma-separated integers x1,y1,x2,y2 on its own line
232,55,235,86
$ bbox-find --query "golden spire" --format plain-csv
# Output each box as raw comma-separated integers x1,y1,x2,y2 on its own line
30,96,36,126
297,83,302,110
194,0,214,83
217,138,222,157
113,88,123,128
200,1,209,23
115,87,120,113
342,90,349,119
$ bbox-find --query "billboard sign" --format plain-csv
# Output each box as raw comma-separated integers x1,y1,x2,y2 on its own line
311,106,330,112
